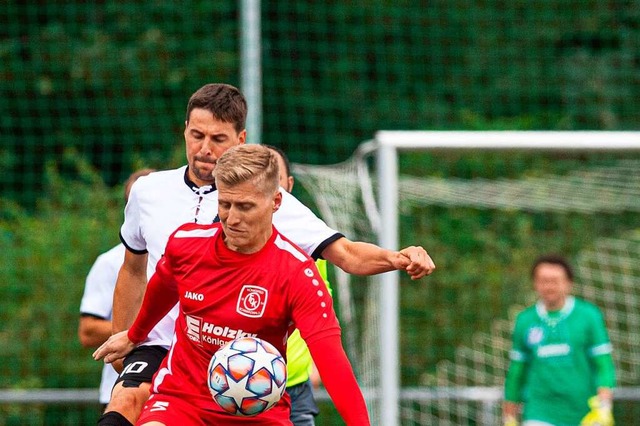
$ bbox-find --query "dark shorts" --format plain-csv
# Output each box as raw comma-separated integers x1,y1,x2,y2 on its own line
287,380,319,426
114,345,168,388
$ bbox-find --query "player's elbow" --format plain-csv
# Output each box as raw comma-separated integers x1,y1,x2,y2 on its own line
78,318,108,348
77,326,94,348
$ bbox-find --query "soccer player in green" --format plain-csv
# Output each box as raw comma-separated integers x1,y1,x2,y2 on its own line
503,254,616,426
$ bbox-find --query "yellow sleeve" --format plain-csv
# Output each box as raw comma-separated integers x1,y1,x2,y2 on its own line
315,259,332,295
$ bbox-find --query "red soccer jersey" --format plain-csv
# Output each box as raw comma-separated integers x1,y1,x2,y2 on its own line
128,222,343,424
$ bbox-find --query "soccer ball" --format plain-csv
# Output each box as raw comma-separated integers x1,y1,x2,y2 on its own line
207,336,287,416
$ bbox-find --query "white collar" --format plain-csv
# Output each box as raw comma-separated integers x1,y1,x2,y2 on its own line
535,296,575,326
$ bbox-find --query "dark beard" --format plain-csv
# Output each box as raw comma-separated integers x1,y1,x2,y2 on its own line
191,160,216,184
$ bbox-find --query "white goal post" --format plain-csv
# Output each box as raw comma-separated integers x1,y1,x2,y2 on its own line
373,131,640,426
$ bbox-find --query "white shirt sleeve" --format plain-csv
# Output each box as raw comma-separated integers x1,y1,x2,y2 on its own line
273,189,343,259
119,179,147,253
79,245,123,319
79,247,123,405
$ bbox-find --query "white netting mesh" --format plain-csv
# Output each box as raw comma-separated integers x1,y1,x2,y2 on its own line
293,156,383,422
405,233,640,424
293,154,640,425
401,159,640,213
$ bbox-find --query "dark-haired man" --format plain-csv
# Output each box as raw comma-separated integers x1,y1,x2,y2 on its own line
503,255,615,426
101,83,435,426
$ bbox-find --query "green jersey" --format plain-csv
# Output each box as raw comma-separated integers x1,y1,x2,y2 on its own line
505,296,614,425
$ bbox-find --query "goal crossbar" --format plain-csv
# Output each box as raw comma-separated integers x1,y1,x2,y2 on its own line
376,130,640,150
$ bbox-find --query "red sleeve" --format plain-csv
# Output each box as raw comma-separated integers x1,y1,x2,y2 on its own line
288,260,341,345
308,334,370,425
127,255,179,344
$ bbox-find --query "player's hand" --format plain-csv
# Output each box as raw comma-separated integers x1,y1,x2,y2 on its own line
398,246,435,280
92,330,136,364
580,396,614,426
503,415,519,426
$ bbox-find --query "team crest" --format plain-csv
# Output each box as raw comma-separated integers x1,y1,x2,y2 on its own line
527,326,544,345
236,285,268,318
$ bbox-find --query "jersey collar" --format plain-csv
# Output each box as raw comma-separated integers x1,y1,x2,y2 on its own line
184,166,216,195
536,296,575,326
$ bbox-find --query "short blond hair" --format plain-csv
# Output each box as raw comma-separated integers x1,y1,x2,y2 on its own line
214,145,279,195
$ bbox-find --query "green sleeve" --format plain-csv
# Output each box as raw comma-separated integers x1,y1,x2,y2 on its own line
589,305,612,348
587,305,615,388
504,313,529,402
593,353,616,389
504,359,526,402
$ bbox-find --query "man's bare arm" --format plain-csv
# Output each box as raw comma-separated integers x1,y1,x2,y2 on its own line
112,250,148,333
321,237,435,280
78,316,112,348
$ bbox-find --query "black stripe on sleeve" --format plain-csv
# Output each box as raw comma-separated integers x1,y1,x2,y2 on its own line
80,313,108,320
119,231,148,255
311,233,345,260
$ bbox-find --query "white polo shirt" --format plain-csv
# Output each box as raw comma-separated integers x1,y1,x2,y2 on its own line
79,243,124,404
120,165,342,349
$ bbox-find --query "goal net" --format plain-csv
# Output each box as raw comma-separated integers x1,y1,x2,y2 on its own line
292,131,640,425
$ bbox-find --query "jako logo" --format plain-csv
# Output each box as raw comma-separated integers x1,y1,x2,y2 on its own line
185,291,204,301
236,285,268,318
